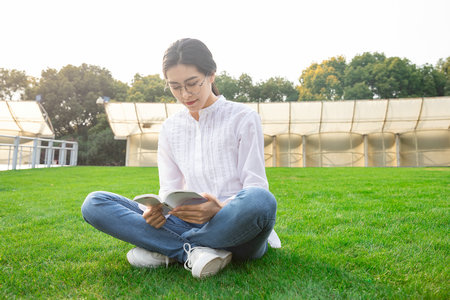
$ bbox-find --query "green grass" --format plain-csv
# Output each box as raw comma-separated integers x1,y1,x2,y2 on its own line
0,167,448,299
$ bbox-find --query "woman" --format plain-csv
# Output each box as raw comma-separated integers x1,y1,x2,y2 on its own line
81,38,279,278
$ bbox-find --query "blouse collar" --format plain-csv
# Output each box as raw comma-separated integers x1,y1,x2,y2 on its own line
199,95,225,116
183,95,226,120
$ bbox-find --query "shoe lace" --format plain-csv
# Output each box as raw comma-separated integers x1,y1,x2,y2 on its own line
183,243,193,271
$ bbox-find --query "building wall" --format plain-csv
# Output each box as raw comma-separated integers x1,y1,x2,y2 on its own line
125,129,450,167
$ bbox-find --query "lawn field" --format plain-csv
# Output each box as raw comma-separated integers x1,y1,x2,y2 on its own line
0,167,448,299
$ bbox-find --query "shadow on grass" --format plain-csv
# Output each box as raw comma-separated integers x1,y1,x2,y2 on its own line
80,245,407,299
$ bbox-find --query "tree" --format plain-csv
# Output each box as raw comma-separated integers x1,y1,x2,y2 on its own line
343,52,386,99
236,73,254,102
297,56,346,101
256,77,299,102
126,74,175,103
300,52,448,101
114,80,130,103
344,82,374,100
76,113,126,166
215,72,240,100
215,72,297,102
417,63,446,97
0,68,28,100
437,57,450,95
371,56,419,98
25,64,129,137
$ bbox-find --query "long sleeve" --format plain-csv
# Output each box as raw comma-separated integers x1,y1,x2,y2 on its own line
157,124,185,197
236,111,269,190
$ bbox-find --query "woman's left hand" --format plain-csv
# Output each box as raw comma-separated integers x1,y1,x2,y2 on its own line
169,193,223,224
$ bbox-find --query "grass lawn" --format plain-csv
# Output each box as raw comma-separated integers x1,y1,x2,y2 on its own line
0,166,448,299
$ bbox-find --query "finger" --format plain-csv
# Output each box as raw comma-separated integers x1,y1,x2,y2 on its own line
148,214,165,227
145,210,162,221
200,192,212,199
142,208,151,218
171,204,203,213
173,212,210,224
153,214,167,227
179,216,207,224
143,210,156,220
170,209,202,219
154,217,166,229
143,205,163,217
200,193,217,202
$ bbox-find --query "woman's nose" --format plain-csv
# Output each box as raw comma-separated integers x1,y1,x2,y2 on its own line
181,87,191,98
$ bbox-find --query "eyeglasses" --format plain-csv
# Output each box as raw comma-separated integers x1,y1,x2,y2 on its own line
166,74,208,96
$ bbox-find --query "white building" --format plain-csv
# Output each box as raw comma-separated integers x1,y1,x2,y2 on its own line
105,97,450,167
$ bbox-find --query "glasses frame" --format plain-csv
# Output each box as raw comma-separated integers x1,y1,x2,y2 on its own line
165,74,209,96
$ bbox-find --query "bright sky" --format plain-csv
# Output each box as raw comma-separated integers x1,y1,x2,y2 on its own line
1,0,449,85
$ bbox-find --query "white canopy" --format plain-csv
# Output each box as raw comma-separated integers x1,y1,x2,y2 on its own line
0,101,54,137
105,97,450,139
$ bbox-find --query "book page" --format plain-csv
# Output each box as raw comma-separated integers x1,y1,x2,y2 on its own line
164,191,207,209
133,194,161,207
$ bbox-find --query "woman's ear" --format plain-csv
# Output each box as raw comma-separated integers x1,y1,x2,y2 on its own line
209,72,216,83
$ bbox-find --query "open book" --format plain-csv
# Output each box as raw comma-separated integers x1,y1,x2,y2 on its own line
133,190,207,214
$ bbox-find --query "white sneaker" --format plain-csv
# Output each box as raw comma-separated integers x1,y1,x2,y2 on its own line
183,243,232,278
127,247,176,268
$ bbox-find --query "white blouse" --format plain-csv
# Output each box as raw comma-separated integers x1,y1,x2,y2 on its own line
157,96,268,200
156,96,281,248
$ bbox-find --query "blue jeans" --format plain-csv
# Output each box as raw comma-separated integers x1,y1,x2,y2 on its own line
81,187,277,263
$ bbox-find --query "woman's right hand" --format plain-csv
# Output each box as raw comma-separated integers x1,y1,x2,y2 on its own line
142,204,166,228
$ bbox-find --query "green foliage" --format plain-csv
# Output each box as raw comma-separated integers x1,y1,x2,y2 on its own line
22,64,128,166
0,68,28,100
343,82,373,100
373,56,418,98
25,64,129,137
298,56,347,100
299,53,449,100
215,71,298,102
113,80,131,102
258,76,299,102
0,167,448,298
75,113,126,166
236,73,255,102
343,52,386,100
419,63,447,96
126,74,176,103
214,71,240,100
437,57,450,95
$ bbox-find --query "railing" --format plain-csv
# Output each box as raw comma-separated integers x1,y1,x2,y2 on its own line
0,134,78,171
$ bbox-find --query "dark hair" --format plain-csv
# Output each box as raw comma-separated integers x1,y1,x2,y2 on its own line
163,38,220,96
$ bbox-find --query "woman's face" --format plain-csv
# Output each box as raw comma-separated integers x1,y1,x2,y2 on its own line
166,64,217,118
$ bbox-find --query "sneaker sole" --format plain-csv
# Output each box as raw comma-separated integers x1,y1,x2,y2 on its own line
192,252,232,278
127,248,174,268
